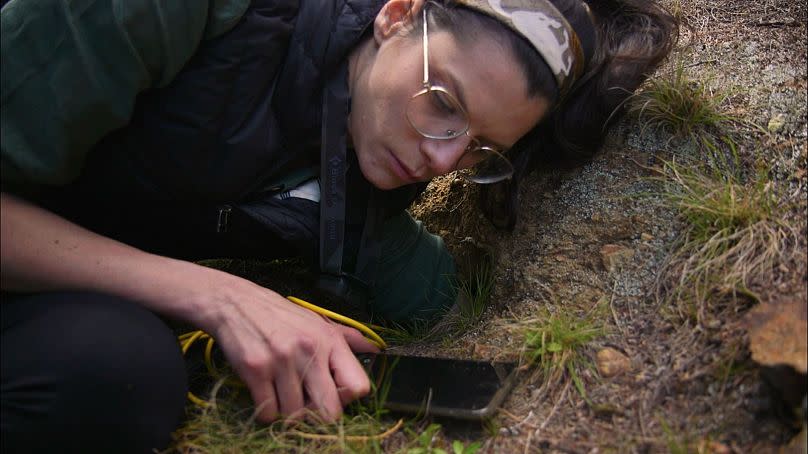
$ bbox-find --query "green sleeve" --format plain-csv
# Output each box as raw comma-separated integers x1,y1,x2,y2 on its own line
0,0,249,193
370,211,457,325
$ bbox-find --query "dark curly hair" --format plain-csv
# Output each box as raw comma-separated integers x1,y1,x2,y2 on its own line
416,0,679,229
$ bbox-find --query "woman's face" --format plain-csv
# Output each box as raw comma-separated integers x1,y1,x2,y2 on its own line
348,3,549,190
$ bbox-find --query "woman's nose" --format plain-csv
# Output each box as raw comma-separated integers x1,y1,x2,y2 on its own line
420,135,471,176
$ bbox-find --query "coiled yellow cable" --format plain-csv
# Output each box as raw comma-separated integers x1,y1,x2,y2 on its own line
179,296,386,407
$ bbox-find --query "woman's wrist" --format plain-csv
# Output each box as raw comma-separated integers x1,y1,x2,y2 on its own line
114,254,242,332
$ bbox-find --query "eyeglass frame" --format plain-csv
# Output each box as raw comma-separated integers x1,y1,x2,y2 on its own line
405,7,515,183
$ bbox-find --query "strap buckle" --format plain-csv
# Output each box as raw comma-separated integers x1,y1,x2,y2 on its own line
216,205,232,233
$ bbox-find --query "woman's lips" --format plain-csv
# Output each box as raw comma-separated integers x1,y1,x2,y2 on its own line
387,149,418,183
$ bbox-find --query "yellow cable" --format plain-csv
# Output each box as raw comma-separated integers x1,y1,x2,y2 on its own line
178,295,386,407
180,331,211,407
186,389,211,408
285,296,387,350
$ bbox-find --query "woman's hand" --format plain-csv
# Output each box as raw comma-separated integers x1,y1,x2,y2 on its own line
1,192,377,422
189,270,378,422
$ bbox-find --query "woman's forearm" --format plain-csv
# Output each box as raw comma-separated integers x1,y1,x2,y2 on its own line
0,191,375,421
0,191,218,324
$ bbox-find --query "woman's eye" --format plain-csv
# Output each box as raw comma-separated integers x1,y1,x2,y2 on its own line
430,90,458,116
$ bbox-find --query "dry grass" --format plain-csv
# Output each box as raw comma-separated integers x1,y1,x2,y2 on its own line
628,60,737,144
654,138,800,324
168,387,490,454
167,375,428,454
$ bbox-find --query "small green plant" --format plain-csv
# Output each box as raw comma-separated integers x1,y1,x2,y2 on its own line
451,440,482,454
404,424,481,454
629,61,735,143
508,302,606,402
654,138,798,324
406,423,443,454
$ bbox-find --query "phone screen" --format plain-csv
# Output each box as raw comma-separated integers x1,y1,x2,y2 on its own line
359,353,517,420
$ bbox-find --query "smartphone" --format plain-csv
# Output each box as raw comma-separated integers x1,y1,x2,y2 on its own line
357,353,518,420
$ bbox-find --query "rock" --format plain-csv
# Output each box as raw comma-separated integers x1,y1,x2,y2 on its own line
599,244,635,272
746,299,807,374
746,298,808,413
767,113,786,133
640,232,654,241
596,347,631,378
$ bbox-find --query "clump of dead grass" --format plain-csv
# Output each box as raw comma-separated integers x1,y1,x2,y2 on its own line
655,138,800,324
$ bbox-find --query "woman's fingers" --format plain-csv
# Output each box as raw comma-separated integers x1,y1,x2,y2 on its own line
275,357,306,418
337,324,381,353
207,282,380,423
302,356,344,422
241,368,279,423
330,330,373,406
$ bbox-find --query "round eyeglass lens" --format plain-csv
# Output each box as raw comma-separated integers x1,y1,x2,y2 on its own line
406,88,468,139
456,146,514,184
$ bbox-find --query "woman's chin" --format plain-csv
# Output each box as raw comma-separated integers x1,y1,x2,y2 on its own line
368,174,404,191
357,161,398,190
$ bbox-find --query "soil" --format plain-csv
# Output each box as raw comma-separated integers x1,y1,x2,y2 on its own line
396,0,808,452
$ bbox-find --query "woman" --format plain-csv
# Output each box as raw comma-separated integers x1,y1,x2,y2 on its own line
0,0,676,451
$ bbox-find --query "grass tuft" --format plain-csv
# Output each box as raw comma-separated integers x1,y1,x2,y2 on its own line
452,260,496,331
629,61,735,143
168,377,401,453
170,338,490,453
168,387,486,454
500,296,606,402
378,259,497,347
654,138,799,324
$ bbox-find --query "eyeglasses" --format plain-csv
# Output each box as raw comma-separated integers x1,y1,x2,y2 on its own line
405,8,514,184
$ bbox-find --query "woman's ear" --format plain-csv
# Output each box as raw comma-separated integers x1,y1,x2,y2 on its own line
373,0,425,43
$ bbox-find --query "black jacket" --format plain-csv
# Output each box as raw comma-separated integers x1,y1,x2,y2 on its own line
3,0,456,323
37,0,399,258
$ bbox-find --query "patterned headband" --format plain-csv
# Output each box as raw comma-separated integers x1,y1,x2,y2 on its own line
453,0,587,95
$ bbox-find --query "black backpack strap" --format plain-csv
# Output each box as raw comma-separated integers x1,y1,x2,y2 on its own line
353,187,384,290
318,60,350,283
316,60,384,311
